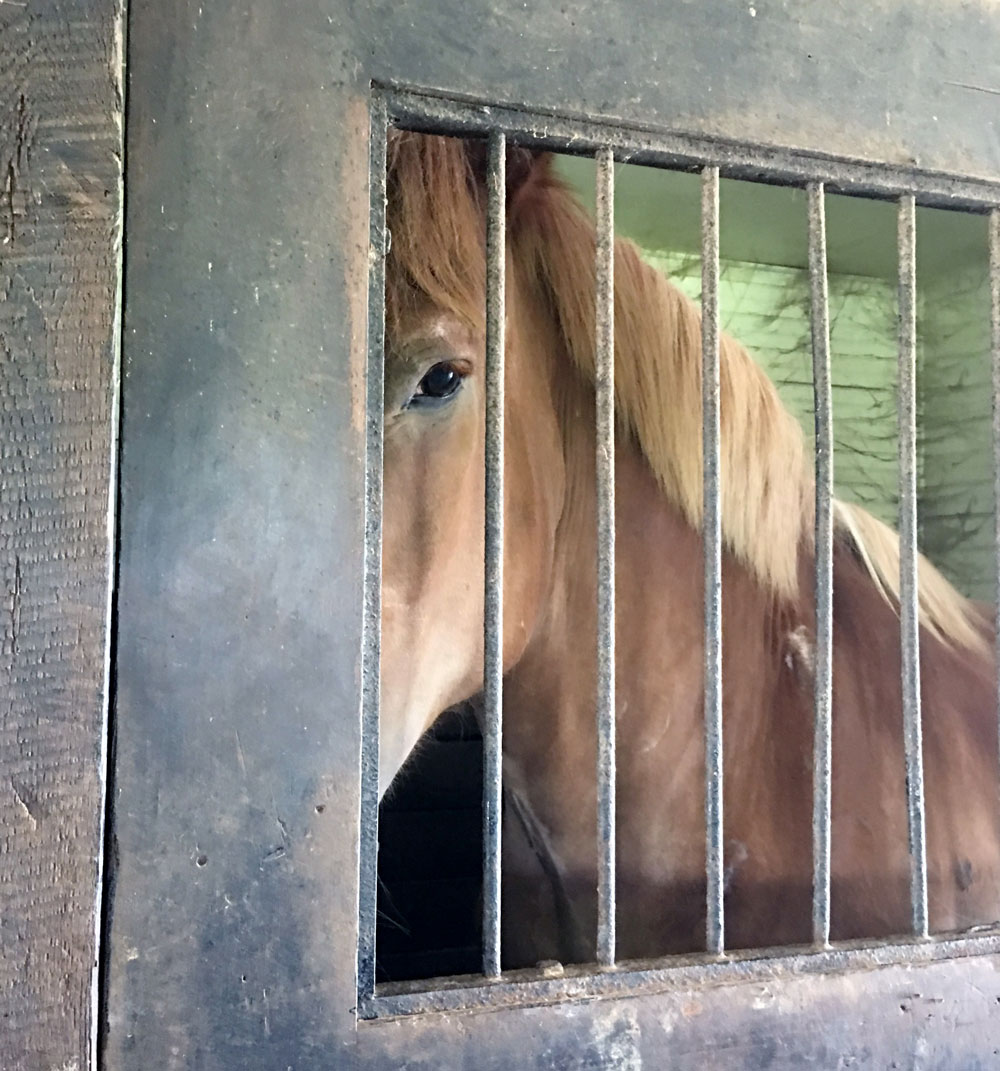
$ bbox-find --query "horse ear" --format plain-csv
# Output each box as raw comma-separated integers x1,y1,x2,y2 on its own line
464,140,554,209
506,145,553,201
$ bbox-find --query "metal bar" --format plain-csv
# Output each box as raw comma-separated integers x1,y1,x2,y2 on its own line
808,182,834,948
701,165,724,956
991,209,1000,802
382,88,1000,213
367,928,1000,1019
357,94,388,1005
482,130,506,979
897,194,928,938
594,146,617,968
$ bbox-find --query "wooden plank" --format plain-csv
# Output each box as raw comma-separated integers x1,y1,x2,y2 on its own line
0,2,122,1069
103,2,370,1065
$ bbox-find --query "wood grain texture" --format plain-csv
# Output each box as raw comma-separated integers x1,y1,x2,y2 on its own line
0,2,122,1068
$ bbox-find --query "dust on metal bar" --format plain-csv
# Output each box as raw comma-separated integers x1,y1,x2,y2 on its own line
370,928,1000,1019
383,87,1000,213
483,130,506,979
701,165,724,956
595,146,617,968
358,94,388,1006
808,182,834,948
897,193,928,938
991,209,1000,803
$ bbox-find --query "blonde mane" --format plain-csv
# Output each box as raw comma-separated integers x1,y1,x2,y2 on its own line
514,167,811,599
385,132,987,651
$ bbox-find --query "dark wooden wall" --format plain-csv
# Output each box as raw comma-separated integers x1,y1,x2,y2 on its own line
0,2,122,1068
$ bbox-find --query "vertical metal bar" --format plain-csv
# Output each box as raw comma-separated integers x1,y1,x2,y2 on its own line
808,182,834,948
701,165,724,956
897,193,928,938
357,94,388,1006
595,147,617,968
482,130,506,979
991,209,1000,801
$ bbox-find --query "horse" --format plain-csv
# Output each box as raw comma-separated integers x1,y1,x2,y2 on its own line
377,129,1000,968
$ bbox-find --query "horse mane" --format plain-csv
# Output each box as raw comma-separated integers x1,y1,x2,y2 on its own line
832,501,987,653
513,160,812,599
385,130,988,652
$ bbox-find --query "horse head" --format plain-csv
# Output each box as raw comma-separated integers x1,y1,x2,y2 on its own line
378,133,566,796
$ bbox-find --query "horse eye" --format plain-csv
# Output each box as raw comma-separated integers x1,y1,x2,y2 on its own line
409,362,463,407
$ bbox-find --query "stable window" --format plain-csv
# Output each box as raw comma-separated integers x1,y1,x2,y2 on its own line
358,88,1000,1019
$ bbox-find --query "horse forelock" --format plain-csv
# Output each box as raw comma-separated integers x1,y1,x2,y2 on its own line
385,132,986,650
385,130,488,337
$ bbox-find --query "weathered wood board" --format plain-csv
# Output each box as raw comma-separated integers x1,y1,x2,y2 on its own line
0,2,123,1069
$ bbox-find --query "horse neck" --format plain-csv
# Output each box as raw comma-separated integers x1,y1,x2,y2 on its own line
501,363,807,848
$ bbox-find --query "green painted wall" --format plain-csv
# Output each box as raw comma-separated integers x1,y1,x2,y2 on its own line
918,263,993,600
642,250,994,601
645,252,899,530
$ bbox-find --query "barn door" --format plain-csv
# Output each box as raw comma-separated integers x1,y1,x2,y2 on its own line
102,1,1000,1068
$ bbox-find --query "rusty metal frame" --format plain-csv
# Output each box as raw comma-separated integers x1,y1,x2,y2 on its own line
370,930,1000,1018
381,88,1000,211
